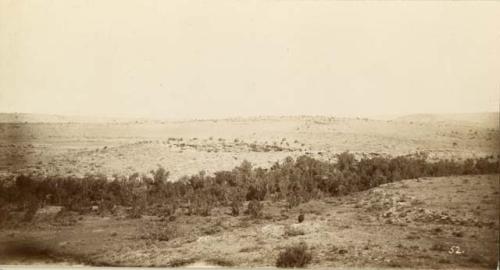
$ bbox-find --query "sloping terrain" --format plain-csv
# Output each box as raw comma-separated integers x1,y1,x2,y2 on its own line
0,174,497,268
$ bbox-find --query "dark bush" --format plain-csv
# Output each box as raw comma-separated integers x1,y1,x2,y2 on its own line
276,242,312,268
246,200,263,218
287,194,301,209
246,184,267,201
298,214,304,223
230,198,243,216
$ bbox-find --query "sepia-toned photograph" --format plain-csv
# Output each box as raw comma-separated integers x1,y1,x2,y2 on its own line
0,0,499,269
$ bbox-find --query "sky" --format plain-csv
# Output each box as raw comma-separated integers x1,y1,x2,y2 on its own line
0,0,499,119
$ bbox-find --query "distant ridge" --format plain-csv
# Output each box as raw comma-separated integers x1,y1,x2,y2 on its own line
0,112,498,127
0,113,137,123
395,112,499,127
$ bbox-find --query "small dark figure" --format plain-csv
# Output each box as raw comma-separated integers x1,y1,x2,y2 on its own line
298,213,305,223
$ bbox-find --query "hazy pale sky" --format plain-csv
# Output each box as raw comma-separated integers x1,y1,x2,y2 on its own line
1,1,499,119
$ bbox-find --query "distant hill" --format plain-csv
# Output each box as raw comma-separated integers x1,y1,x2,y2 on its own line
0,113,134,123
0,112,498,128
395,112,499,128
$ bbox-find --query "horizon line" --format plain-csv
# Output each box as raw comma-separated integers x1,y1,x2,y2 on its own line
0,110,498,123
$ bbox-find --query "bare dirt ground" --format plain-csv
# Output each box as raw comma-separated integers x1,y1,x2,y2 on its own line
1,114,498,180
0,174,498,268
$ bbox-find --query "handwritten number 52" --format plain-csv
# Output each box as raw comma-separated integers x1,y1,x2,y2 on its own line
448,246,464,254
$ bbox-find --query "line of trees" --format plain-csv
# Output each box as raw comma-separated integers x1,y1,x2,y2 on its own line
0,152,498,220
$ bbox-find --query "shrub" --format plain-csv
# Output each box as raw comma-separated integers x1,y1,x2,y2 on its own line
187,194,213,216
246,185,267,201
230,199,243,216
276,242,312,268
168,258,197,267
206,258,235,267
202,224,222,235
287,195,301,209
298,214,305,223
246,200,263,218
